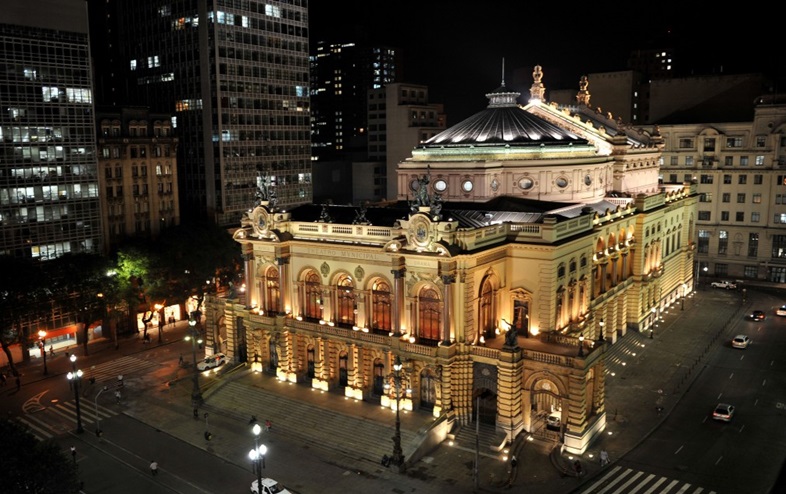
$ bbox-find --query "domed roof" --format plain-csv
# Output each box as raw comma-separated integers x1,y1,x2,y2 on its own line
422,84,588,148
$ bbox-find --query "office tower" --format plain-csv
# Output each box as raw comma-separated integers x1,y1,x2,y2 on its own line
0,1,103,260
99,1,311,227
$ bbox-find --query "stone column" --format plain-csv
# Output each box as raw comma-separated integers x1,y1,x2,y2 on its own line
276,256,290,315
243,252,254,308
441,274,455,345
621,252,628,281
391,266,406,336
600,261,609,293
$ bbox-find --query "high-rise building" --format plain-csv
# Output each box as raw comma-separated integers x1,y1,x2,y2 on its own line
94,1,312,227
0,1,103,260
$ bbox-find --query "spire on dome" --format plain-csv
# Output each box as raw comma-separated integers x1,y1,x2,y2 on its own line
576,75,591,106
529,65,545,102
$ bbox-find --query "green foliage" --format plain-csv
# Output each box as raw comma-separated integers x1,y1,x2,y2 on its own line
0,419,81,493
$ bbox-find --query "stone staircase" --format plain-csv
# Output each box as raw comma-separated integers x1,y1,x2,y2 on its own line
203,379,423,467
449,422,508,458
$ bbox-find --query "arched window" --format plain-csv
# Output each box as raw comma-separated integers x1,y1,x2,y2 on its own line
373,360,385,396
304,272,322,321
479,278,494,340
371,279,391,334
336,274,355,328
339,351,348,387
264,266,280,314
418,287,441,344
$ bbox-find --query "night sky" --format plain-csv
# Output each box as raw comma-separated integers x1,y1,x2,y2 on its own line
309,3,784,125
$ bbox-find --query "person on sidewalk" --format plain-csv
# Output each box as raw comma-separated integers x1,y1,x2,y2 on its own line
150,460,158,476
600,449,609,466
265,419,272,431
49,346,55,357
115,390,121,404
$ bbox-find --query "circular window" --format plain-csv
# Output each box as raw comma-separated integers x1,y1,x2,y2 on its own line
556,177,569,188
584,175,592,186
434,179,447,192
490,178,499,191
519,177,534,190
461,180,473,192
409,178,420,192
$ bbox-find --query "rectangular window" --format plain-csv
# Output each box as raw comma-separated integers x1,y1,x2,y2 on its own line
754,174,763,184
700,175,713,184
723,174,732,184
718,230,728,255
703,138,716,151
748,233,759,257
753,193,762,204
722,193,731,203
740,156,749,166
698,211,711,221
699,193,712,202
777,213,786,224
739,175,747,184
669,174,678,182
736,212,745,221
670,156,679,165
715,264,729,277
724,156,734,166
752,212,761,222
737,193,746,203
755,155,765,166
756,136,766,147
779,176,786,186
743,266,757,278
773,235,786,258
698,230,710,253
726,137,743,148
679,138,694,149
721,211,730,221
685,156,694,166
778,195,784,205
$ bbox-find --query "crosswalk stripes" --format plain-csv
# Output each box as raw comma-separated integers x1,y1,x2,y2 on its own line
16,400,119,441
579,466,716,494
79,355,159,386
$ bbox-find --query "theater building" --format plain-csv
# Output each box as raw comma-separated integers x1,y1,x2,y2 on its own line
209,68,697,455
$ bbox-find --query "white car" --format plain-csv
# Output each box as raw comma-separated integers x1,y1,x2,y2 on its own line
546,412,561,431
710,280,737,289
251,478,291,494
197,352,227,371
732,335,751,349
777,305,786,317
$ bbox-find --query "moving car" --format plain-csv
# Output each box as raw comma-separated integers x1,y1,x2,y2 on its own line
749,310,766,321
732,335,751,349
710,280,737,289
251,478,292,494
777,305,786,316
197,352,227,371
712,403,735,422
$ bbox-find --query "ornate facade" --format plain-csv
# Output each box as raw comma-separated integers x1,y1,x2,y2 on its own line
210,68,698,455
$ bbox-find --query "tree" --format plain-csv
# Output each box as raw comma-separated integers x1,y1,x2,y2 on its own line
0,419,81,493
113,242,162,341
0,256,50,375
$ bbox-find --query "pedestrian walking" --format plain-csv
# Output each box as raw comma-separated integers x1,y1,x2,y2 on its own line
70,446,77,464
150,460,158,476
115,390,121,404
600,449,609,466
179,354,184,365
265,419,272,432
574,460,582,478
49,345,55,357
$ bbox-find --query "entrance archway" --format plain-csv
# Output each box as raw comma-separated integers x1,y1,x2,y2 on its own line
473,388,496,425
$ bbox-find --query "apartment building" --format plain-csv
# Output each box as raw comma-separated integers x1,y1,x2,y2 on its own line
96,107,180,253
653,94,786,282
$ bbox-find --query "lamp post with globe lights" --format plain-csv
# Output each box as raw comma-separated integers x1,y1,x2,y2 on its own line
66,354,84,433
249,423,267,493
578,333,585,357
185,313,204,407
385,355,409,472
37,330,48,375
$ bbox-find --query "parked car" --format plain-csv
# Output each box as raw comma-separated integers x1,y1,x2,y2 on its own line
777,305,786,316
251,478,292,494
710,280,737,289
197,352,227,371
546,412,561,431
749,310,766,321
712,403,735,422
732,335,751,349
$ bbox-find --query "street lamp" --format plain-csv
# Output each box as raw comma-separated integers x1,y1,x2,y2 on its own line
389,355,407,471
66,354,84,433
94,385,109,436
38,330,48,375
185,314,204,407
250,423,267,492
598,319,605,343
578,333,585,357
